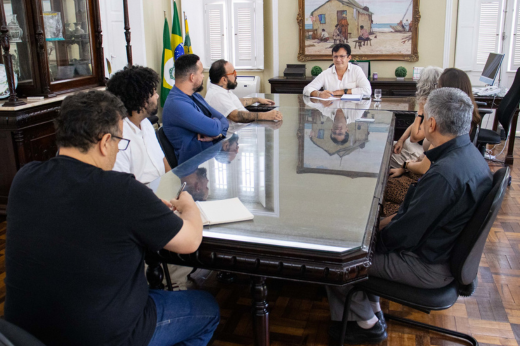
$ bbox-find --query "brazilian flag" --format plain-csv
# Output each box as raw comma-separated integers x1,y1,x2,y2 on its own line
160,18,174,107
184,14,193,54
171,1,185,60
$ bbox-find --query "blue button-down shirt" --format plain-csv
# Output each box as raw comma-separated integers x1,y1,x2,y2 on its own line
163,86,229,165
378,134,493,264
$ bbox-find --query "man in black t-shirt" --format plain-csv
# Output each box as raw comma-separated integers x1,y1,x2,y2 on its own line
5,90,219,346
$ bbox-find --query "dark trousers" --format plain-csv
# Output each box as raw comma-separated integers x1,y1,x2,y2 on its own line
326,251,453,321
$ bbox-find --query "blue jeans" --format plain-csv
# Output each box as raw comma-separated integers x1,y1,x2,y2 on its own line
147,289,220,346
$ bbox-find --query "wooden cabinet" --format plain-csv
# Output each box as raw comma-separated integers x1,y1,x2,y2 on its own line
0,0,108,215
0,0,104,100
268,76,418,96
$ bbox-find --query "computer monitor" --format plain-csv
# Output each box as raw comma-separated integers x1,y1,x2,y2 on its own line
479,53,505,85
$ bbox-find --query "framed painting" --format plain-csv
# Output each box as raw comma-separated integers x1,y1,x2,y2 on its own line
297,0,420,62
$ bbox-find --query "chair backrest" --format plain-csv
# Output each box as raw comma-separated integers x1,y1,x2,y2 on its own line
0,319,45,346
497,68,520,134
450,167,509,285
156,127,178,169
147,115,159,126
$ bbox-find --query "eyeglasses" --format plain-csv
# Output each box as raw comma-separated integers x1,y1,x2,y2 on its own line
112,135,131,151
333,55,348,60
226,70,237,77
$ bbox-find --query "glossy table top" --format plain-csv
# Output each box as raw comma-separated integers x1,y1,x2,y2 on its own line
152,94,395,254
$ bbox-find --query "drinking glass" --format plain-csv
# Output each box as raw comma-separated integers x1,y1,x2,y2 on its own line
374,89,382,101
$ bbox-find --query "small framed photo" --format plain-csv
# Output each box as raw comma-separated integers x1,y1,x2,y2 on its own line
354,60,371,80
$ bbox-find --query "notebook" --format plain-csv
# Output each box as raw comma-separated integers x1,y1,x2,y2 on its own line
196,197,254,225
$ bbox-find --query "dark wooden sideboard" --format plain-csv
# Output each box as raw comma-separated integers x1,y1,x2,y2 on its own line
268,76,417,96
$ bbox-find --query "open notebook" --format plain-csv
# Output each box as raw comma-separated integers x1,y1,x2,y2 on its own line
196,197,254,226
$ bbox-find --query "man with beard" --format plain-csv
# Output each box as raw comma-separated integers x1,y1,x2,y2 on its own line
107,65,170,185
163,54,229,165
205,59,282,123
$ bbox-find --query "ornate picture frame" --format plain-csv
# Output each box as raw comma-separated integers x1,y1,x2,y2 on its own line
297,0,420,62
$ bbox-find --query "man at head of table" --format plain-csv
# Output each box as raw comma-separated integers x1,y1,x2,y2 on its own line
162,54,229,165
302,43,372,99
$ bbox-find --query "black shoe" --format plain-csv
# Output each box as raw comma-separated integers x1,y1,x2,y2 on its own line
375,311,386,330
328,320,387,344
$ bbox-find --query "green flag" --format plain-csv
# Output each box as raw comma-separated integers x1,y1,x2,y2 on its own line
161,18,174,107
171,1,185,60
184,14,193,54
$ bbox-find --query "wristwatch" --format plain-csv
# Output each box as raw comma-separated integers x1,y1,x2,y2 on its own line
402,161,408,171
417,114,424,124
344,88,348,94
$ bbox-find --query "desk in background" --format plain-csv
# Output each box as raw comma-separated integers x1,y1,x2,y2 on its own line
149,95,396,345
268,76,417,96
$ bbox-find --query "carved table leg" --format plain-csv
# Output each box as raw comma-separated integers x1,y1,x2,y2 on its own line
251,276,270,346
145,254,164,290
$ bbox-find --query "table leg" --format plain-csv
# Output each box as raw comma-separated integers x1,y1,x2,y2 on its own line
251,276,270,346
505,111,518,165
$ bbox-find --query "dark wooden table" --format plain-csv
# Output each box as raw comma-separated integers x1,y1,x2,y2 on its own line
268,76,417,96
148,95,396,346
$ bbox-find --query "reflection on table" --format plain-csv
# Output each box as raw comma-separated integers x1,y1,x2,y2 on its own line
152,102,395,253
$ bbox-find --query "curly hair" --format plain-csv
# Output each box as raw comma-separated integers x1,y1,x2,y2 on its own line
106,65,159,116
415,66,443,104
55,90,128,153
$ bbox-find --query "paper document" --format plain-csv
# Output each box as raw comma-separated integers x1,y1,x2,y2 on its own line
356,118,375,122
196,197,254,226
309,96,341,101
340,94,363,101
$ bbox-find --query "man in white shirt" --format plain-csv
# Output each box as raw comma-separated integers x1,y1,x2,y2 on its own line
205,59,283,123
303,43,372,98
107,66,192,290
107,65,171,185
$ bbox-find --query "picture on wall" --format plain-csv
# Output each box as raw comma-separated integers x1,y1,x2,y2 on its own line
298,0,420,62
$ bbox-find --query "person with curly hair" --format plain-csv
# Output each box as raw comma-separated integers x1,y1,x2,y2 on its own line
107,65,171,185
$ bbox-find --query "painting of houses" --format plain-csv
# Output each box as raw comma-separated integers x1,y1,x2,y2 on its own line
298,0,419,61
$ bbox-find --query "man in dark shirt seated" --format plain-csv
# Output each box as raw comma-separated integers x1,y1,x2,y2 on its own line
326,87,492,344
163,54,229,165
5,90,220,346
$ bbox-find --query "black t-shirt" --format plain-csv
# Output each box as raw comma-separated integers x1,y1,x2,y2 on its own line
5,156,183,346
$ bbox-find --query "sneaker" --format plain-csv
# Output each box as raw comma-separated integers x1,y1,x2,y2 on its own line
375,311,386,330
328,320,387,345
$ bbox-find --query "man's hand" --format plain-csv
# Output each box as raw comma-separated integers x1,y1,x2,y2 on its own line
258,120,283,130
263,110,283,121
389,167,406,178
393,140,404,154
318,90,334,99
198,133,221,142
170,191,196,213
161,199,173,210
257,98,275,105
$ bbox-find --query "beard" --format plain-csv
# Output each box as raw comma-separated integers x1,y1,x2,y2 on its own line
193,81,204,93
226,79,238,90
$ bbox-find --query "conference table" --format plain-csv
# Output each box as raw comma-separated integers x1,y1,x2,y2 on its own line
149,94,401,346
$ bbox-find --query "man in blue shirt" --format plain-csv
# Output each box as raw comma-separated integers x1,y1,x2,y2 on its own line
163,54,229,165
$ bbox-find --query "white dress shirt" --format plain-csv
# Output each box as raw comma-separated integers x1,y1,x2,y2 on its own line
303,97,371,123
113,117,166,185
204,82,247,117
303,64,372,96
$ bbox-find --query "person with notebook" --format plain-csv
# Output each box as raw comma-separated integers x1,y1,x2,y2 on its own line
163,54,229,165
303,44,371,98
5,90,220,346
205,59,283,123
107,65,170,185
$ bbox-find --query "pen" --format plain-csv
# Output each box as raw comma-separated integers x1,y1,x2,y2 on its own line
176,182,187,200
